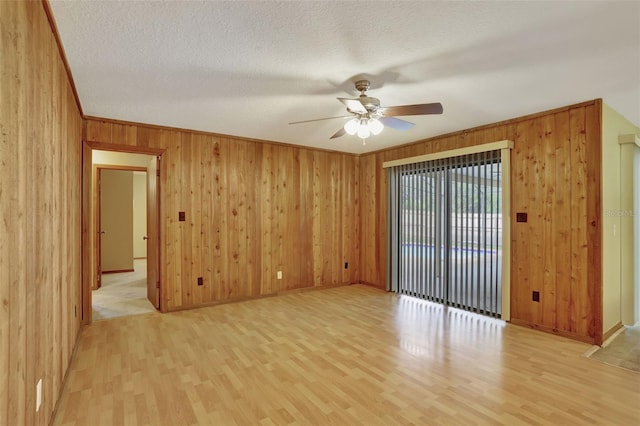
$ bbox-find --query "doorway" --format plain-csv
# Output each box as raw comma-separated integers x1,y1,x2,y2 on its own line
93,166,153,320
82,144,164,324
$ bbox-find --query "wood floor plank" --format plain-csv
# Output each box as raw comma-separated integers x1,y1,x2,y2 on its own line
53,286,640,425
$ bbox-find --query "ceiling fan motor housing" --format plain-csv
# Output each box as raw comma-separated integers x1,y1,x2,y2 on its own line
358,96,380,112
354,79,371,93
353,80,380,113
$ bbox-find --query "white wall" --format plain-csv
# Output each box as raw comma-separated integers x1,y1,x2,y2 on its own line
601,103,640,332
93,150,155,167
620,135,640,326
133,172,147,258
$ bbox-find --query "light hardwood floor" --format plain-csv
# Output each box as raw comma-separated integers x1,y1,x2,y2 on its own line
54,285,640,425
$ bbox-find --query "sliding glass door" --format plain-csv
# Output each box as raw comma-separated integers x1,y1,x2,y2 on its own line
388,151,503,318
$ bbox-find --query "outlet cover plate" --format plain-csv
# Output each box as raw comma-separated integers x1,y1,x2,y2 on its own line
36,379,42,412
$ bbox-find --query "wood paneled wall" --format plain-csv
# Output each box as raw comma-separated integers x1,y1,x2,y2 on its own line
1,1,83,425
84,119,360,311
360,101,602,344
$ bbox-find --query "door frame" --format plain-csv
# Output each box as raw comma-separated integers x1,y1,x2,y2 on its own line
94,165,147,289
82,141,165,324
146,156,161,310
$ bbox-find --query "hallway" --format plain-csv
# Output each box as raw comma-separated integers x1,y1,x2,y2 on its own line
92,259,155,320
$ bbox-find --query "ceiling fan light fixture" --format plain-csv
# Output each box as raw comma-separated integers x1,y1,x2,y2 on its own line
368,118,383,135
345,116,380,140
344,118,359,135
357,120,371,139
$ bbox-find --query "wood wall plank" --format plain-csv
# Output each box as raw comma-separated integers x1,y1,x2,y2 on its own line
511,120,530,323
569,107,588,336
359,101,602,343
111,123,137,146
553,110,572,334
527,118,543,327
1,1,83,425
85,119,111,143
540,114,557,328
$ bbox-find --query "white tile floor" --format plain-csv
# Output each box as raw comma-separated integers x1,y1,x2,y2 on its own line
92,259,156,320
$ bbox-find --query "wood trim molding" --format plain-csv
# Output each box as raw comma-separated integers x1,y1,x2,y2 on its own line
358,281,386,289
587,100,603,346
618,133,640,147
509,319,595,344
382,140,514,168
86,141,165,155
41,0,83,115
94,165,147,173
602,322,623,345
101,269,135,275
501,146,512,321
162,282,359,313
276,281,354,296
82,142,92,324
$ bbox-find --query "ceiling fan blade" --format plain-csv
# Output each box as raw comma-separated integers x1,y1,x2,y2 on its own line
337,98,367,114
289,115,352,125
382,102,443,116
330,127,346,139
379,116,415,131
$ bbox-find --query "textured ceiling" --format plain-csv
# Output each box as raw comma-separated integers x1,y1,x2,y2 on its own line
50,1,640,154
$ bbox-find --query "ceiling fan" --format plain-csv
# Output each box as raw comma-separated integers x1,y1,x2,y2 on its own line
289,79,443,144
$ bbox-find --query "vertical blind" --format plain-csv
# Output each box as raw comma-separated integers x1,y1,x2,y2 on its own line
387,150,503,318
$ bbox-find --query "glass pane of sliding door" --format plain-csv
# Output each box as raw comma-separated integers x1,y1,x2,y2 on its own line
399,165,446,303
447,156,502,316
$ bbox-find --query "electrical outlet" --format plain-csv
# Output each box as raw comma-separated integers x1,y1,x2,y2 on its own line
36,379,42,412
532,291,540,302
344,262,348,269
197,277,203,286
178,211,186,222
277,271,282,280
